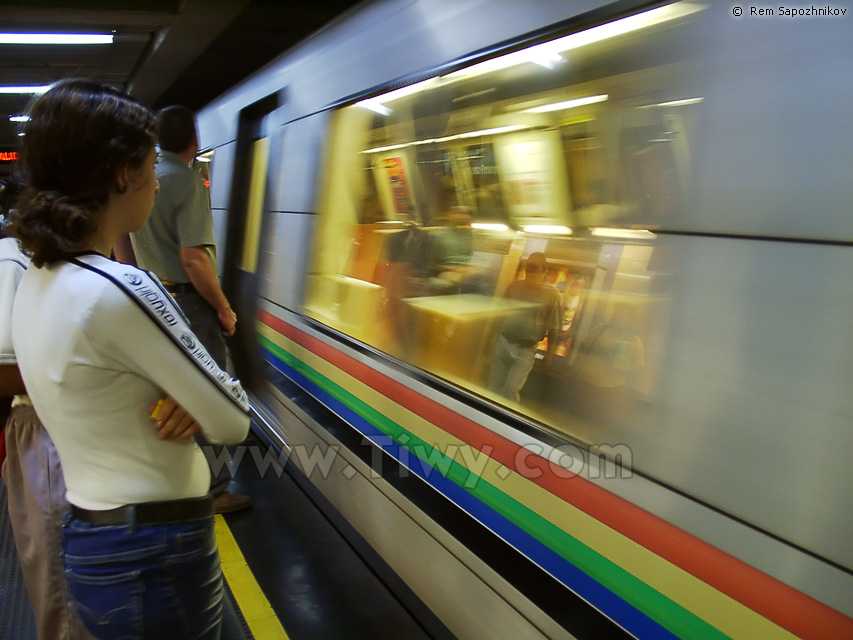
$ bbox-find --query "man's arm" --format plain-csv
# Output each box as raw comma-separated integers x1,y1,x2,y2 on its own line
179,246,236,336
113,233,137,266
0,364,26,397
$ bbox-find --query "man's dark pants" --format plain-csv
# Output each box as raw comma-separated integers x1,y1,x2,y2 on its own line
172,289,233,496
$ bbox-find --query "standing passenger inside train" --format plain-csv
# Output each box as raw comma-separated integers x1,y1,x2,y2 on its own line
427,205,476,294
9,79,250,640
0,179,91,639
117,105,250,514
489,252,562,403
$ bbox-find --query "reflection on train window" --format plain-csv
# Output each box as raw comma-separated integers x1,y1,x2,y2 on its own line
306,1,703,444
193,150,214,208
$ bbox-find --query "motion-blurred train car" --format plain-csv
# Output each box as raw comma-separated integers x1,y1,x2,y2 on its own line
195,1,853,637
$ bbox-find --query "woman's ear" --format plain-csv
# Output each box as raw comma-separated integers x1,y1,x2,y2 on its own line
115,163,131,194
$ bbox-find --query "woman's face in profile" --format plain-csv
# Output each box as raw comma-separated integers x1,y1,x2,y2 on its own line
124,147,159,231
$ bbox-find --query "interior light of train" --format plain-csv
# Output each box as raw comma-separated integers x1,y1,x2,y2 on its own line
550,2,704,52
656,97,704,107
363,124,531,154
0,33,113,45
523,225,573,235
0,86,51,94
471,223,510,231
356,78,439,114
362,142,409,154
591,227,657,239
359,100,392,116
530,50,563,69
448,124,528,140
449,1,704,81
523,94,608,113
195,156,211,163
8,115,30,122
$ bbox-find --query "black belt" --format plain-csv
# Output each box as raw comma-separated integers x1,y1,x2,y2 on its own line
70,495,213,527
162,282,195,295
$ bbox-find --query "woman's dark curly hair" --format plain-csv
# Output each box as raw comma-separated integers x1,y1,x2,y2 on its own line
8,79,158,267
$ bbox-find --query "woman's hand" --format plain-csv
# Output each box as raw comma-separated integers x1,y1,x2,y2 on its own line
150,395,200,441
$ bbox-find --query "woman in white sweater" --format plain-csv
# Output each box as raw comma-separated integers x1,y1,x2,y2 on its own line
8,79,250,639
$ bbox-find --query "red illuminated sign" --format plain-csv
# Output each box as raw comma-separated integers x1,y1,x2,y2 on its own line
0,151,18,162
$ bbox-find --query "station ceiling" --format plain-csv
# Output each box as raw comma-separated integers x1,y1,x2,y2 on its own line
0,0,361,164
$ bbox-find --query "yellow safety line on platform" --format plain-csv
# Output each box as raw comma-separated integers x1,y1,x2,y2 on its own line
215,515,290,640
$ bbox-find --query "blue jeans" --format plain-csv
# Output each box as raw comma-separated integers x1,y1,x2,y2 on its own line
62,514,222,639
489,334,538,403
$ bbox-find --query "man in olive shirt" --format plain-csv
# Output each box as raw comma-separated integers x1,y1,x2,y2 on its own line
130,106,235,365
123,106,249,513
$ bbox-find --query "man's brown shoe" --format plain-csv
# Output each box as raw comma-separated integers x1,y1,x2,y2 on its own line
213,490,251,514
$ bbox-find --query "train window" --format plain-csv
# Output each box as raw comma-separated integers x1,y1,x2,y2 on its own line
307,1,705,445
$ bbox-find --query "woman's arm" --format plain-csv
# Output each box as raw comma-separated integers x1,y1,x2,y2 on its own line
85,273,250,445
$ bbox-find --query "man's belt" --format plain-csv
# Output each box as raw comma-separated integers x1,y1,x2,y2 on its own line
506,335,539,348
161,281,195,295
70,495,213,526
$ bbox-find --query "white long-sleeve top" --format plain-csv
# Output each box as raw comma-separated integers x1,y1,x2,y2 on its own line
11,252,250,510
0,236,32,408
0,236,28,365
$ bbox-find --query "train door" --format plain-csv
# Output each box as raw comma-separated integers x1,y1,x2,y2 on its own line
221,93,279,391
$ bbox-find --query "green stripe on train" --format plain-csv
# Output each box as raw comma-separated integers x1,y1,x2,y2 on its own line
259,335,727,639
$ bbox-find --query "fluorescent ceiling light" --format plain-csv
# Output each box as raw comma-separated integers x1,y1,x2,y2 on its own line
0,33,113,45
591,227,656,240
451,2,704,80
450,124,526,140
362,142,409,154
9,115,30,122
524,94,608,113
523,225,572,235
530,50,563,69
356,78,438,115
656,97,704,107
363,124,530,154
472,223,509,231
359,100,391,116
0,85,50,94
550,2,704,52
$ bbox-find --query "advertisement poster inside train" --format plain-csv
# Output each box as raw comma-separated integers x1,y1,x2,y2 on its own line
383,156,411,214
495,132,568,224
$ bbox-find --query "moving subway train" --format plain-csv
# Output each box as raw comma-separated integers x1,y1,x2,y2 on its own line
194,1,853,637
